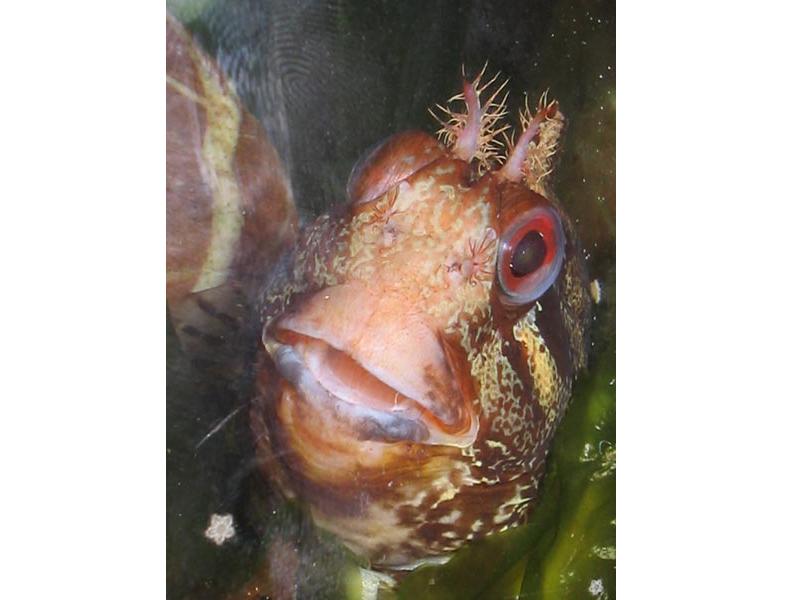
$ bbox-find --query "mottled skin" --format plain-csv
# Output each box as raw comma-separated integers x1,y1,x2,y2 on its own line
251,76,591,569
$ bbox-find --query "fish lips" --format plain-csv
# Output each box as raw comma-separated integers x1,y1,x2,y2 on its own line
264,333,478,448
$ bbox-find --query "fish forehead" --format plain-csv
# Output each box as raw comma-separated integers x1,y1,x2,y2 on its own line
335,160,498,325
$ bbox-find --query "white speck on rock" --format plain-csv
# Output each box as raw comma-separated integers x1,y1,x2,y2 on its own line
589,578,605,596
204,513,235,546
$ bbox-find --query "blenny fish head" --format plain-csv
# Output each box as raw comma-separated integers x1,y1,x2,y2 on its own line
252,70,591,568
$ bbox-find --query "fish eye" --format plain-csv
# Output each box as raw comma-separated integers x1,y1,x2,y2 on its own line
497,206,565,304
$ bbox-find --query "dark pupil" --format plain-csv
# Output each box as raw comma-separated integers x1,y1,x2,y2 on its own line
510,231,547,277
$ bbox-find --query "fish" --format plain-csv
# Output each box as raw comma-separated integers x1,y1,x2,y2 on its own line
248,66,593,570
166,12,297,368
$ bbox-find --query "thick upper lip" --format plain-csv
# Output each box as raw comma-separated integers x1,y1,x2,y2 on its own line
263,328,478,447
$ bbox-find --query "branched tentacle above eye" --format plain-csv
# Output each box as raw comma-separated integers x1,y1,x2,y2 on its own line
429,65,566,191
499,91,565,195
429,63,510,174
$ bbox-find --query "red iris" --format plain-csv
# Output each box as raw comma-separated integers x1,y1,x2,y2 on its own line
497,207,565,304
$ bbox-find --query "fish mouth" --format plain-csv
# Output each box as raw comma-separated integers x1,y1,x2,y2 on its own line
264,328,478,447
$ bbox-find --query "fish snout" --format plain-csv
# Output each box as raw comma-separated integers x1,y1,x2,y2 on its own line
266,283,478,446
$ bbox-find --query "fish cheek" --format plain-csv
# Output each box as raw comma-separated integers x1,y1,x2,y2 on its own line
437,331,480,430
251,352,301,500
558,244,593,373
531,221,592,382
528,288,573,382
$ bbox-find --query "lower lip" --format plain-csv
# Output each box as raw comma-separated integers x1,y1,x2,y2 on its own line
271,342,431,444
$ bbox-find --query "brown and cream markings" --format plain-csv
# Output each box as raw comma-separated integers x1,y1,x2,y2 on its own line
250,67,592,569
